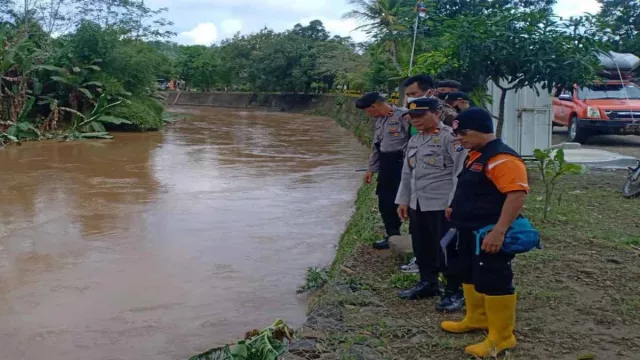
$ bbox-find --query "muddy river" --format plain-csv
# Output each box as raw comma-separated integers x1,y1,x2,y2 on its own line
0,107,369,360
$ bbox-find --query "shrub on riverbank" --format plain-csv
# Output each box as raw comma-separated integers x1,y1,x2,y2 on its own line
105,98,165,132
0,4,174,143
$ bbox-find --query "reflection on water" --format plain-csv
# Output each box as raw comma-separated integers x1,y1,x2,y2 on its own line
0,107,369,360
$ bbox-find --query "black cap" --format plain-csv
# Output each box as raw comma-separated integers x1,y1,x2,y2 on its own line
355,92,384,109
436,80,461,89
454,108,494,134
446,91,469,102
403,97,440,115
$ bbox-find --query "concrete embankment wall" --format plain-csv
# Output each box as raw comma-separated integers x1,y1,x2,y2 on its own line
166,91,374,146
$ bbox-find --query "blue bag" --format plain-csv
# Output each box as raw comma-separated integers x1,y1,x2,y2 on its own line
474,217,542,255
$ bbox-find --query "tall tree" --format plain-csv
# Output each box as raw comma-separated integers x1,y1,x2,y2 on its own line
414,10,603,137
343,0,414,74
596,0,640,54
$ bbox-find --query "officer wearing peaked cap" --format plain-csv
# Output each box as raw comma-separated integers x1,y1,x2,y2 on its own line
356,92,410,250
395,97,468,312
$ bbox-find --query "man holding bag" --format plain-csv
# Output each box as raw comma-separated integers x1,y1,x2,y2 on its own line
441,108,530,357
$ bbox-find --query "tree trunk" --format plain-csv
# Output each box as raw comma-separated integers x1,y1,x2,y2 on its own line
496,88,507,138
388,40,402,73
397,80,406,107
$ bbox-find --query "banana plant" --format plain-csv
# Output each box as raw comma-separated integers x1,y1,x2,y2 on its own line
1,33,47,126
0,132,21,146
63,93,131,140
5,96,40,140
46,62,103,111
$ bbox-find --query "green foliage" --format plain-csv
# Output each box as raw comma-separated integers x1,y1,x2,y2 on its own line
595,0,640,55
390,272,419,289
533,148,586,220
298,266,330,293
0,132,20,145
188,320,292,360
104,98,163,131
413,10,603,137
0,0,171,142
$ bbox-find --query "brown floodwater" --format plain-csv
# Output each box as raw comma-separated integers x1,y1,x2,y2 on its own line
0,107,369,360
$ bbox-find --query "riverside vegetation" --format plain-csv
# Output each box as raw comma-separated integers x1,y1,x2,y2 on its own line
2,0,638,144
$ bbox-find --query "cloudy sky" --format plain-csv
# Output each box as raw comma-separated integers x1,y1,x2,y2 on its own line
144,0,602,46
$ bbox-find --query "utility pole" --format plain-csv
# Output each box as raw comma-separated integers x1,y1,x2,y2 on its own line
409,1,427,76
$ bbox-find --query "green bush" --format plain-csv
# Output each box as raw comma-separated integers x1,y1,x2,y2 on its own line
104,98,164,131
139,97,164,117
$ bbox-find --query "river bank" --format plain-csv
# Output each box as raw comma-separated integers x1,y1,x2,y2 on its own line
172,92,640,359
284,168,640,360
288,94,640,359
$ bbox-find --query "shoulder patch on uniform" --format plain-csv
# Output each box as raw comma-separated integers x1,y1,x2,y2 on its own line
455,145,464,152
470,163,484,172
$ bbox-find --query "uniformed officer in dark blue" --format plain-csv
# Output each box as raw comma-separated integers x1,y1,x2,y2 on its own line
356,92,410,250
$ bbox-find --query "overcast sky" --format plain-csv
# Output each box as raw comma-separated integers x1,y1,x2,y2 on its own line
144,0,602,46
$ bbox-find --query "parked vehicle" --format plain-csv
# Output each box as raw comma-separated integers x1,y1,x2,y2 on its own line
552,52,640,144
623,160,640,198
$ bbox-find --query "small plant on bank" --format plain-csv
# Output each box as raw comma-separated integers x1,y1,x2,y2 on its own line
188,319,292,360
297,266,330,294
390,272,419,289
533,148,585,220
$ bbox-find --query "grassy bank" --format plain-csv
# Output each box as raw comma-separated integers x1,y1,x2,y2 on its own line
289,169,640,360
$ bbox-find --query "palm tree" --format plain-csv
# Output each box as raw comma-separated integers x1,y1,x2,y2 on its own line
343,0,414,74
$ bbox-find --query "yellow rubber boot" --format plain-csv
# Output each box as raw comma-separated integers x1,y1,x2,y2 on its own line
465,294,517,358
441,284,488,333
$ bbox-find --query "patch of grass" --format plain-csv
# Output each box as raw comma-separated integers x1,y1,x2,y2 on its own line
521,287,564,302
298,266,330,293
526,172,640,252
329,183,383,276
621,296,640,316
622,236,640,246
390,272,419,289
518,248,560,264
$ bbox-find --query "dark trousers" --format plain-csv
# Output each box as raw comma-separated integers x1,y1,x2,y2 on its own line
376,151,403,238
378,187,401,237
455,229,515,296
409,203,461,292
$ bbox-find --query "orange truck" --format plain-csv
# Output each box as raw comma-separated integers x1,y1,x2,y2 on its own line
552,52,640,143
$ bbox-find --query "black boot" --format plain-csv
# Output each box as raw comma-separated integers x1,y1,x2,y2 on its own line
398,280,440,300
436,289,465,313
373,237,390,250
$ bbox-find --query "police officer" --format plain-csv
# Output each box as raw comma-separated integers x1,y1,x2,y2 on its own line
445,91,471,112
403,74,436,139
404,74,436,106
356,92,410,250
441,108,529,357
396,74,437,273
395,98,467,312
435,80,461,126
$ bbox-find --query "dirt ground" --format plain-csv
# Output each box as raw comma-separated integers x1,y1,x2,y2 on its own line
291,170,640,360
552,128,640,159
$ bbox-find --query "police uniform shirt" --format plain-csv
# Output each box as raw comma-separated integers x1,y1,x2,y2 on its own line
395,122,468,211
367,106,410,173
